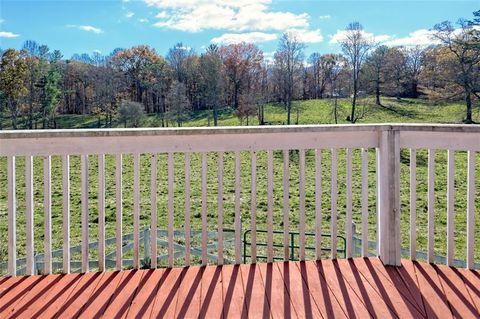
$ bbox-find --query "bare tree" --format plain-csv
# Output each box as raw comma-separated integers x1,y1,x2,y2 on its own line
166,80,191,127
433,14,480,123
274,32,305,125
339,22,374,123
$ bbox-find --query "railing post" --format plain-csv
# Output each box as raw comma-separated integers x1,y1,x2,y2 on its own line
377,127,401,266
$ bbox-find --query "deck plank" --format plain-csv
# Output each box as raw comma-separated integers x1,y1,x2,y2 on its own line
352,258,424,318
78,271,126,319
102,269,145,318
457,268,480,316
297,261,346,319
149,267,186,319
14,273,83,319
174,266,203,319
434,264,478,318
278,262,323,319
124,269,165,319
258,262,298,319
334,259,396,318
222,264,247,319
55,271,105,318
199,265,224,318
0,275,45,317
414,261,453,318
1,258,478,319
317,259,372,318
240,263,271,319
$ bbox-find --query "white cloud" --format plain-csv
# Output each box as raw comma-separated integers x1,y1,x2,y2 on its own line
66,25,104,34
139,18,149,23
0,31,20,38
147,0,309,32
156,11,168,18
286,28,323,43
329,29,391,44
318,15,331,20
384,29,440,47
125,11,135,18
211,32,277,44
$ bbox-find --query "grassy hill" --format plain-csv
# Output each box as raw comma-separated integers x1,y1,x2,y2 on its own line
17,97,478,129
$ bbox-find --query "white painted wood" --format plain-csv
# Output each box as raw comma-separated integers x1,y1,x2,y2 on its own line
267,150,274,263
299,149,306,261
25,156,34,275
447,150,455,266
283,150,290,261
409,149,417,260
98,154,105,271
0,130,380,157
115,154,123,270
467,151,476,269
62,155,70,274
133,153,140,269
314,149,322,260
81,155,89,273
427,149,435,263
234,151,241,264
7,156,16,276
217,152,224,265
167,152,174,268
151,154,158,268
201,152,208,266
250,151,257,263
44,156,52,274
361,148,369,258
184,153,191,266
331,149,338,259
378,130,401,266
400,131,480,151
346,148,353,259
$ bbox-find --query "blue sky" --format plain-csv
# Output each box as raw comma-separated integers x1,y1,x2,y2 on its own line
0,0,478,59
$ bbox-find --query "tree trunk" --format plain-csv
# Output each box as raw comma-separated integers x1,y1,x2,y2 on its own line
465,91,473,124
375,81,381,105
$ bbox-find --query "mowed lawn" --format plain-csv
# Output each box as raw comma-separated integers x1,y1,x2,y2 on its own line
0,97,479,274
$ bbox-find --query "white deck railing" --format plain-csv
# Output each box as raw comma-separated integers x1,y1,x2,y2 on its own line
0,124,479,276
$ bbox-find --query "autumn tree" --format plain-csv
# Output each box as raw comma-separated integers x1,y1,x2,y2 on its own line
339,22,374,123
432,13,480,123
219,42,264,110
111,45,162,105
0,49,28,129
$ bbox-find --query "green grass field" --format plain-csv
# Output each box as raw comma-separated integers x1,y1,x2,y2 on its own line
1,97,479,273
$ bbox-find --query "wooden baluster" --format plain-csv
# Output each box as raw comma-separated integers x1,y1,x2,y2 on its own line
234,151,241,264
26,156,34,275
7,156,16,276
115,154,123,271
81,155,89,273
98,154,105,271
283,150,290,261
361,148,369,257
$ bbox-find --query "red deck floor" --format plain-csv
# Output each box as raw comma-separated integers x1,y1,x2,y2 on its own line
0,257,479,318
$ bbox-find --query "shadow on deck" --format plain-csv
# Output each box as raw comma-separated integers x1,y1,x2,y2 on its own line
0,257,479,318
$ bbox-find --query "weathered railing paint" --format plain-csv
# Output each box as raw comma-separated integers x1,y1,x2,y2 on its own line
1,124,479,276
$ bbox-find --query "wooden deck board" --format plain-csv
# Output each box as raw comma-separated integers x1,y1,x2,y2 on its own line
222,264,247,319
1,258,479,319
240,263,271,319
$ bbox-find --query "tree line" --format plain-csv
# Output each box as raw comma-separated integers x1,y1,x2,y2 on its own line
0,10,478,129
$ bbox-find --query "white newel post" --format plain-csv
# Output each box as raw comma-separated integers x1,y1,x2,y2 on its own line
377,128,401,266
